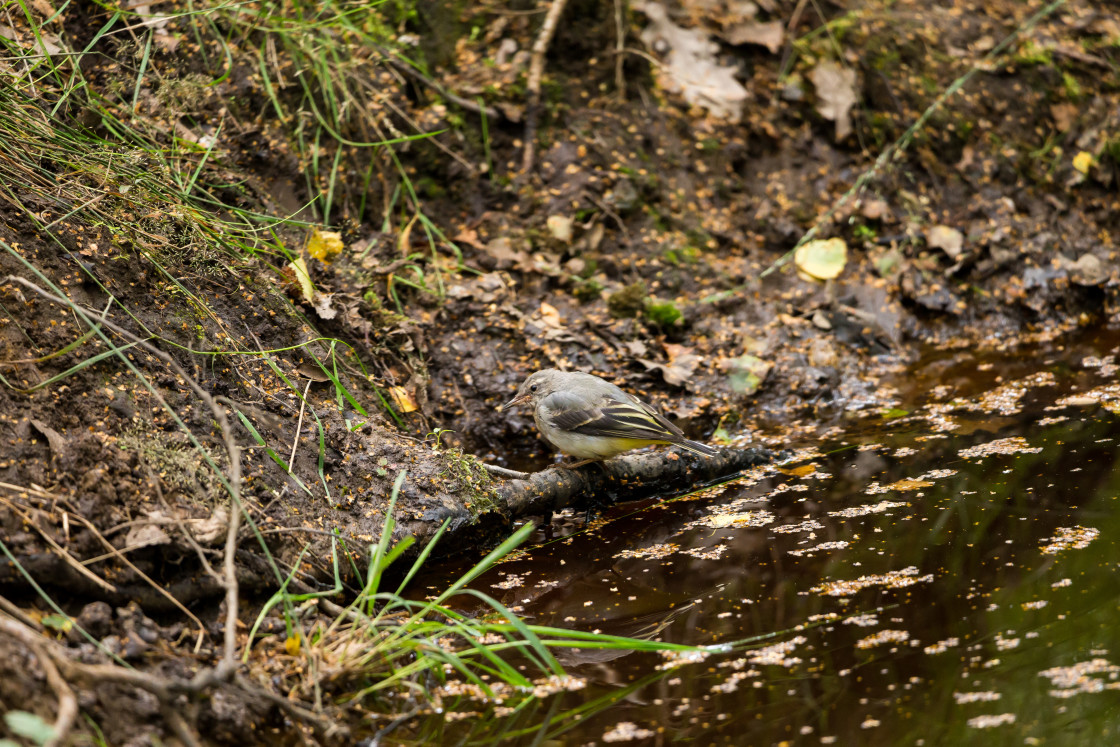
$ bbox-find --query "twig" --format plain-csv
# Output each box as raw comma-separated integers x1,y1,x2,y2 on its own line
64,509,207,643
0,617,78,747
481,463,531,480
613,0,626,98
521,0,570,174
0,495,117,593
289,379,311,469
234,674,347,741
160,703,202,747
0,593,40,629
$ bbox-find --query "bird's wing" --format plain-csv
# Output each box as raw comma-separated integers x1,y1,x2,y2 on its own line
544,390,685,442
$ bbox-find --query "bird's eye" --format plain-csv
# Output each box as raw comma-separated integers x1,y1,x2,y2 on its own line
529,384,538,392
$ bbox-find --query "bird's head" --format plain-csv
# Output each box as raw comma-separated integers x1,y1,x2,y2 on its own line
500,369,562,411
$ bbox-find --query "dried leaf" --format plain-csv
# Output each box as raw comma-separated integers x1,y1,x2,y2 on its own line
288,256,314,305
190,508,228,545
546,214,573,243
639,343,700,386
926,225,964,259
810,60,857,140
539,301,564,329
639,3,748,122
725,20,783,53
125,522,172,549
389,385,419,413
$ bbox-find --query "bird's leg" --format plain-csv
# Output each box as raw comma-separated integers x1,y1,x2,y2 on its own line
556,457,600,469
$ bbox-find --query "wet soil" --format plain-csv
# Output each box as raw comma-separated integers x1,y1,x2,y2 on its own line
1,0,1118,742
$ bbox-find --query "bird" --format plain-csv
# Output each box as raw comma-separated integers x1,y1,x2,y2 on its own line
500,369,719,468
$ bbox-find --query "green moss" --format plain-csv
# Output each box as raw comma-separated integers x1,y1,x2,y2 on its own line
644,300,682,327
607,282,646,318
438,447,499,518
572,276,603,302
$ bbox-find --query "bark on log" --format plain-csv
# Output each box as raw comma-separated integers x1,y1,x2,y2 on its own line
497,446,778,518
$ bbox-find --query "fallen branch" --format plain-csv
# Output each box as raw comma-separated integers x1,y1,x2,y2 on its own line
521,0,570,173
497,446,778,518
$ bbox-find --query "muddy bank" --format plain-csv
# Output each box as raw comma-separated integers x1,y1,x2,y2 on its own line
0,0,1118,742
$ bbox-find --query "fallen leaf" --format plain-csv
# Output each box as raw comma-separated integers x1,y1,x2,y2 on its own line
639,343,701,386
639,3,748,122
388,385,419,413
1072,151,1094,175
539,301,564,329
725,20,784,53
926,225,964,259
30,419,68,460
313,292,337,320
810,60,857,140
190,508,228,545
777,463,819,477
288,256,314,305
1066,253,1107,286
723,354,772,395
795,238,848,281
125,522,172,549
546,214,573,243
307,228,344,262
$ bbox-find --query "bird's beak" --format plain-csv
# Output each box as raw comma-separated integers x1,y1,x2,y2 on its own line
500,393,530,411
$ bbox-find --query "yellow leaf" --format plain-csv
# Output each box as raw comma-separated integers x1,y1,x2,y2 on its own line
794,238,848,281
398,213,419,256
307,228,344,262
288,257,314,305
388,385,418,413
285,633,301,656
777,463,818,477
1072,150,1093,175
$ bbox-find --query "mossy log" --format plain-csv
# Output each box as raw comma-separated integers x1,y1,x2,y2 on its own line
496,446,778,518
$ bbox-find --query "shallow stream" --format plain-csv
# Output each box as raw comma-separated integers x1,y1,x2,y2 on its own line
408,327,1120,745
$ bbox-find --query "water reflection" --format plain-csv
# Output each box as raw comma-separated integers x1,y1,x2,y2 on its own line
411,330,1120,745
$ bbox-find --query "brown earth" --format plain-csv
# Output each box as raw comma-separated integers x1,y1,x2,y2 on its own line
0,0,1117,742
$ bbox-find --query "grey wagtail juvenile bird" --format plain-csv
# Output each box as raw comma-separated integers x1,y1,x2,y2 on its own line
500,369,719,467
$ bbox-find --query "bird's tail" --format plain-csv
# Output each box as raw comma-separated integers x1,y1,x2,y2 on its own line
675,438,719,457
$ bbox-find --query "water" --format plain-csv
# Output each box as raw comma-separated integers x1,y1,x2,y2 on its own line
408,328,1120,745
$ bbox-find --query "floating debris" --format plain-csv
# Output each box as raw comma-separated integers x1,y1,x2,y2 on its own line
958,437,1043,459
615,543,679,560
1040,526,1100,555
828,500,909,517
771,519,825,534
603,721,656,742
967,713,1016,729
789,541,850,557
688,510,776,530
812,567,934,597
855,629,910,648
1039,659,1120,698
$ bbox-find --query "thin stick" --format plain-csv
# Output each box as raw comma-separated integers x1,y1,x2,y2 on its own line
482,463,531,480
521,0,570,173
0,618,78,747
290,379,311,468
613,0,626,98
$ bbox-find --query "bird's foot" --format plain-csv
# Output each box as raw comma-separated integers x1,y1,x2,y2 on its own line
556,458,600,470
